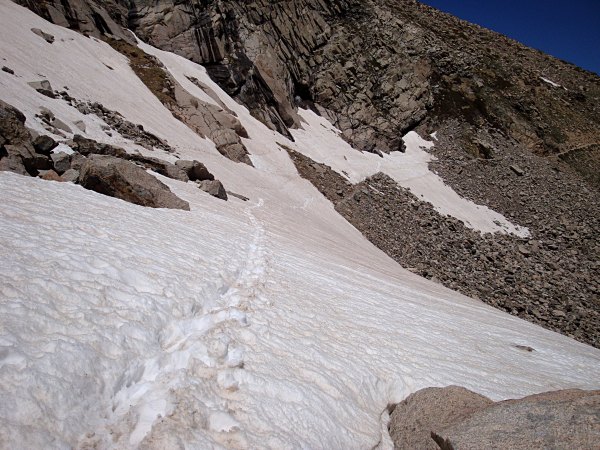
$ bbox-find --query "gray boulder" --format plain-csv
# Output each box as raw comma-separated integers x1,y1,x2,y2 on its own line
61,168,80,183
79,155,190,210
30,28,55,43
28,80,55,98
389,386,493,450
51,151,71,174
199,180,228,201
0,100,51,175
0,146,28,175
432,389,600,450
126,154,188,182
51,117,72,134
175,159,214,181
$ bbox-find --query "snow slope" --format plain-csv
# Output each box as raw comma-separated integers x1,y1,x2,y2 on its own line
1,2,599,449
139,37,528,237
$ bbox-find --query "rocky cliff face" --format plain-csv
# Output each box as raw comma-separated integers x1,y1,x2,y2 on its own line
125,0,599,169
15,0,134,42
17,0,600,173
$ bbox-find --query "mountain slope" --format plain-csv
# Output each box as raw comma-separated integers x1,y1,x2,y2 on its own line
0,1,599,448
124,0,600,163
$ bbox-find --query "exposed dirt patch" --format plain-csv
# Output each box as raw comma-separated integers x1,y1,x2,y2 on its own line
107,39,176,106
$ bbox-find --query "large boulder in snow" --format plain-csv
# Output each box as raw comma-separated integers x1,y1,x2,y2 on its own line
389,386,600,450
79,155,190,210
175,159,214,182
0,100,52,176
431,389,600,450
389,386,493,450
70,134,127,158
126,153,188,182
198,179,228,201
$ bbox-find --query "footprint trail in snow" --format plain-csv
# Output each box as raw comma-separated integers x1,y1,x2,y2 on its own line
86,199,271,447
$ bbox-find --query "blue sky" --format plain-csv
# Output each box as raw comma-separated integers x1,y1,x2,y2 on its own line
419,0,600,75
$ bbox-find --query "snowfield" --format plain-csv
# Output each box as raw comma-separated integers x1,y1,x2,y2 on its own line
1,2,600,449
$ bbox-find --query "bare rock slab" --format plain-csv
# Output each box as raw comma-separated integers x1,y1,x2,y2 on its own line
389,386,600,450
433,389,600,450
389,386,493,450
79,155,190,210
199,180,227,201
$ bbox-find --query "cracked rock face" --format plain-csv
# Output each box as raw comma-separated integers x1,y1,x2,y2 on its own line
126,0,599,165
15,0,134,43
17,0,600,173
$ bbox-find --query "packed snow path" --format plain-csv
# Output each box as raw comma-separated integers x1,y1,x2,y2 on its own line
105,198,271,447
1,173,600,449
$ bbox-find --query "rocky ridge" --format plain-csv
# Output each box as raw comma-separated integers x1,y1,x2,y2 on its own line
19,1,599,165
15,0,600,175
123,0,600,173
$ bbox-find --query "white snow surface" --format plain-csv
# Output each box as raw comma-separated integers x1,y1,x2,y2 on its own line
540,76,562,88
291,112,529,236
1,2,600,449
0,1,217,157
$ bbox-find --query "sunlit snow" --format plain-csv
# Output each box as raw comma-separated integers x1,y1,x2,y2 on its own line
540,76,562,88
1,2,599,449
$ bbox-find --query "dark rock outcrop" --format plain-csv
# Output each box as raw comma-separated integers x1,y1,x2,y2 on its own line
17,0,599,173
198,179,227,201
79,155,190,210
124,0,599,167
69,134,128,158
15,0,134,43
0,100,52,176
175,159,214,182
